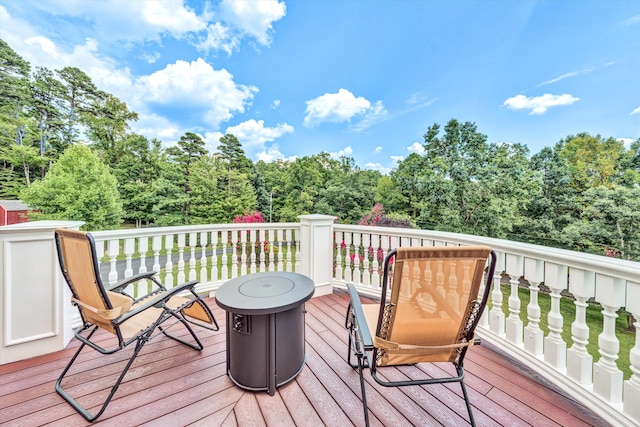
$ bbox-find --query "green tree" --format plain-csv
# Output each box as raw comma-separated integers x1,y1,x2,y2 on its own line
316,157,381,223
29,66,65,163
86,93,138,167
279,154,331,221
166,132,208,221
20,144,122,230
515,147,578,246
56,66,103,144
217,133,269,215
557,133,626,192
112,135,163,227
561,185,640,259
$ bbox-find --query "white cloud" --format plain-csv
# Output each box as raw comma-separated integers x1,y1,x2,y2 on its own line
133,112,182,142
257,145,297,163
304,89,374,128
373,146,382,154
219,0,286,46
207,119,295,160
631,106,640,115
537,71,580,86
329,146,353,159
503,93,579,115
390,155,404,163
351,100,388,132
272,100,281,109
137,58,258,128
622,14,640,26
224,119,294,150
203,131,225,151
196,22,238,55
364,162,390,174
21,0,207,44
141,51,161,64
407,142,424,154
617,138,636,149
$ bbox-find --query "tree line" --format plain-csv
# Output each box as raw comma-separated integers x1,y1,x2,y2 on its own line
1,39,638,259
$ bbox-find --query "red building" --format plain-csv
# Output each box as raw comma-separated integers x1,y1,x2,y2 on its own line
0,200,31,226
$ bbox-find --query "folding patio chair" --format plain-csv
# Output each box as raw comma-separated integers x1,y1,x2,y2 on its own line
345,246,496,426
54,228,219,421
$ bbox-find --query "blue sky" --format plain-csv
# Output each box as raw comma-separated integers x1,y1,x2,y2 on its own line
1,0,639,173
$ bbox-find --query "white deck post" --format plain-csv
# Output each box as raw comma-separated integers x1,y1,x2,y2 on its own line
298,214,335,297
0,220,83,364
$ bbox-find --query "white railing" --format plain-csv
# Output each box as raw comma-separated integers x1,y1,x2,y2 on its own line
91,222,301,296
1,217,638,426
332,224,640,427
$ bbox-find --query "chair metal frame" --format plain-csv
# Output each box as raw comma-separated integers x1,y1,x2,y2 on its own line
54,229,219,421
345,246,496,426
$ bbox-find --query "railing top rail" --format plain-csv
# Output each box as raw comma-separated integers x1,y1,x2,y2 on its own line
90,223,301,240
334,224,640,282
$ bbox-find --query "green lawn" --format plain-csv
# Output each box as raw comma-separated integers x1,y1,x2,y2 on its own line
495,283,634,380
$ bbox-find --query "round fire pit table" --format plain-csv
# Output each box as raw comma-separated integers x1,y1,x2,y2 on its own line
215,271,315,395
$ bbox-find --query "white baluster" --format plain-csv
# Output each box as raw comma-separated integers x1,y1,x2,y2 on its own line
176,233,186,285
249,229,257,274
152,235,161,274
138,236,148,274
567,268,595,384
593,274,625,403
489,251,505,336
624,280,640,423
164,234,174,288
94,239,105,283
335,231,344,281
199,231,209,283
345,232,355,283
544,262,568,369
265,230,276,271
107,239,119,286
371,234,382,289
353,232,362,285
258,230,266,272
123,237,134,279
239,229,248,275
362,233,372,287
276,229,285,271
524,258,544,356
222,230,230,281
505,254,524,346
189,232,197,281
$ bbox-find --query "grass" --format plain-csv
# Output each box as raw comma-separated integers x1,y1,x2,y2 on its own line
495,283,634,380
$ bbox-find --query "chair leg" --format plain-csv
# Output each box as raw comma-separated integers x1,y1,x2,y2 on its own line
160,312,205,351
56,332,150,422
356,351,371,427
457,366,476,427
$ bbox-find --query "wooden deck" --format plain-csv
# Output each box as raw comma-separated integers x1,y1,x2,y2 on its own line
0,291,609,427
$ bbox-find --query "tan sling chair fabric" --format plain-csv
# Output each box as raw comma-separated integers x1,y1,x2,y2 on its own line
54,228,219,422
367,246,490,365
346,245,496,427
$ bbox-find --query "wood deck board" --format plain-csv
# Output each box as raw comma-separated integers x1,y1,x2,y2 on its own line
0,292,609,427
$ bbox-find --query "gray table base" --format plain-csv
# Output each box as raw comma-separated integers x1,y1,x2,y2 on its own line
226,304,306,395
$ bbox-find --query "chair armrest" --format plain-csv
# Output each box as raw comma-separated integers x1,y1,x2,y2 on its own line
114,281,198,324
347,283,374,350
109,272,158,292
